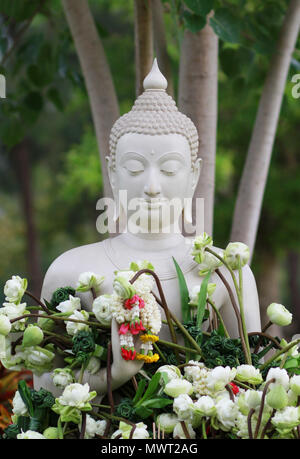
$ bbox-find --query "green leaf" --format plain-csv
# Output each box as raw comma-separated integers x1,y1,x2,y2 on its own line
142,397,173,409
24,91,43,111
18,380,34,417
173,257,190,323
184,0,213,16
196,271,211,328
133,379,147,405
284,358,299,369
183,11,206,33
47,87,64,111
134,405,153,419
136,372,161,406
210,9,241,43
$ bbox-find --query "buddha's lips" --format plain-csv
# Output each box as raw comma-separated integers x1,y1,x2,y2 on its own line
138,198,169,209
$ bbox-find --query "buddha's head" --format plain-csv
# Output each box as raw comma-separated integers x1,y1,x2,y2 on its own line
107,59,201,234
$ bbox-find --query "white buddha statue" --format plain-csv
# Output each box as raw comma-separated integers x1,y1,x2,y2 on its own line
34,60,261,397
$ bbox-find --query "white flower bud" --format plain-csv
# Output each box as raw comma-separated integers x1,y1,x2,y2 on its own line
0,315,11,336
267,303,292,327
164,379,193,398
235,365,263,386
290,375,300,396
4,276,27,304
224,242,250,270
52,368,74,388
12,390,28,416
173,422,195,439
156,413,178,433
92,295,113,327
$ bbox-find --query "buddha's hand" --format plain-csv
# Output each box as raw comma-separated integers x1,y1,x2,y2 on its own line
110,318,144,386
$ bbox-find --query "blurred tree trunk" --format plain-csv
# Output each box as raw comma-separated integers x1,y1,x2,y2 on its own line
230,0,300,258
62,0,119,200
11,140,42,297
256,252,281,338
178,20,218,236
287,251,300,332
152,0,174,97
134,0,153,96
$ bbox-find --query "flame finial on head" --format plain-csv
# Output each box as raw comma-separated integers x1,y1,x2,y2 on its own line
143,58,168,91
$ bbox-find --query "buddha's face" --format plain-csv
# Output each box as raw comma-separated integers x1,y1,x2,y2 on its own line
108,133,201,233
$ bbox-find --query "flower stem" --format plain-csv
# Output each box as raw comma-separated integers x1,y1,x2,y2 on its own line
206,248,252,365
259,338,300,371
24,290,52,315
9,312,104,329
254,378,275,439
78,363,85,384
158,338,199,355
202,419,207,439
206,299,230,338
237,256,252,364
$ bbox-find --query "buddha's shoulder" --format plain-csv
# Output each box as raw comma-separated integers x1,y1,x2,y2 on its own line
43,240,110,286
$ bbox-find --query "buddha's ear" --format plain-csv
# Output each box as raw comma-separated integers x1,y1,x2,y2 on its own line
106,155,115,189
191,157,202,194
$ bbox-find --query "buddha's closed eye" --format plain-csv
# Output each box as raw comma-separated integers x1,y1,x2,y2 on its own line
160,159,181,176
123,159,145,175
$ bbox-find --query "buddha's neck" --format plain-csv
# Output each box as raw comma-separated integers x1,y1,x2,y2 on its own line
118,231,186,252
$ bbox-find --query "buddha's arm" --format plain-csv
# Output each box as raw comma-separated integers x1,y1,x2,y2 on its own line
219,264,262,339
34,265,143,396
74,319,144,395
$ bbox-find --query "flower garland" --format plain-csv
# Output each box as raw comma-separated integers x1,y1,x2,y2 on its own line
110,269,162,363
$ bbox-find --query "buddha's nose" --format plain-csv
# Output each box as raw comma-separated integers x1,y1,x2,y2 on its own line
144,171,161,197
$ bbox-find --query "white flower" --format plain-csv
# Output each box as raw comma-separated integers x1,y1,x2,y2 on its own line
66,309,90,336
173,422,196,439
184,361,206,383
193,395,216,417
92,295,113,327
173,394,194,421
86,357,101,375
191,233,213,264
17,430,45,439
189,283,216,306
206,366,237,392
113,276,136,299
111,422,149,439
243,390,262,411
80,415,107,439
131,423,150,439
215,398,239,431
156,365,181,385
235,365,263,385
52,368,74,388
197,252,223,277
12,391,28,416
0,302,27,331
156,413,179,434
56,295,81,314
267,303,292,327
290,375,300,396
224,242,250,270
76,272,105,295
23,346,54,374
58,383,96,408
272,406,300,431
266,367,289,390
0,315,11,336
164,379,193,398
4,276,27,304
